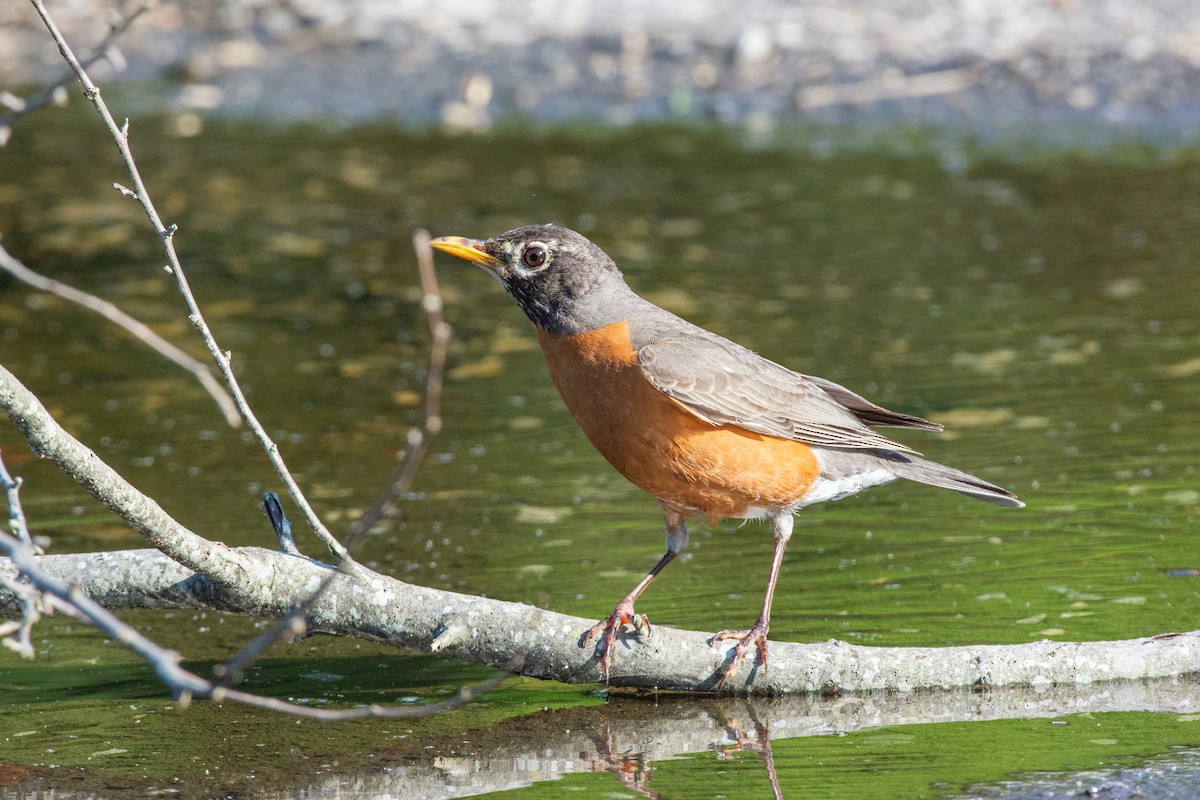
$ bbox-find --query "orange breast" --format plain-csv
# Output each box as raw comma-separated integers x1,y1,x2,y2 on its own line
536,322,821,520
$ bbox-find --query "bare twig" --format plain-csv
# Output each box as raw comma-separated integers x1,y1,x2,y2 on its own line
3,332,508,712
0,562,82,659
0,450,84,657
29,0,352,566
0,1,154,146
0,449,47,657
0,238,242,427
0,572,42,658
0,449,34,551
0,526,508,718
348,229,451,545
215,231,451,688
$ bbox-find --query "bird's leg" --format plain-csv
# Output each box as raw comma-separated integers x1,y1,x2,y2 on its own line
582,508,689,681
710,512,793,685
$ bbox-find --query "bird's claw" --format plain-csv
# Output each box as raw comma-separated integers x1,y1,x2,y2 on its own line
581,601,651,682
709,622,770,686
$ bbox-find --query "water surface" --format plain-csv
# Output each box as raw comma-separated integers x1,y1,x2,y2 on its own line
1,108,1199,797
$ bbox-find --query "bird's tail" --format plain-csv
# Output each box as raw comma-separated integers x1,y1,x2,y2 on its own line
886,453,1024,508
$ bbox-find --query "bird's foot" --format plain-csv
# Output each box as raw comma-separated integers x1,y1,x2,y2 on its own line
709,620,770,686
581,598,651,682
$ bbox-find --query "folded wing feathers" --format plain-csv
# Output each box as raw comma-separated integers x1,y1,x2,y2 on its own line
802,374,944,432
638,335,931,453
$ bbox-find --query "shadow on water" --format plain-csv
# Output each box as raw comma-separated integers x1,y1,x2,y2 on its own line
2,103,1200,796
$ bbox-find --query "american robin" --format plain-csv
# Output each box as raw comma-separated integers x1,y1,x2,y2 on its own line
431,224,1022,684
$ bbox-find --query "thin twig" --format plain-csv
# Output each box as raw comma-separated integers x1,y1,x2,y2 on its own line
0,526,509,718
216,231,451,687
348,229,451,545
29,0,352,566
0,1,155,147
0,565,80,658
0,573,41,658
0,450,40,657
0,450,73,656
0,238,242,427
0,449,34,551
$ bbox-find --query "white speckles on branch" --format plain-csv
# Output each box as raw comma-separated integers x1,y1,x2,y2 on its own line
370,587,396,606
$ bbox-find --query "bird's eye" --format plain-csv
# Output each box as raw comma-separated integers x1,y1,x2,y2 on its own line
522,244,548,269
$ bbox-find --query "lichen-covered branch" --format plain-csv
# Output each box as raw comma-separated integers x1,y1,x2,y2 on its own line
4,542,1200,694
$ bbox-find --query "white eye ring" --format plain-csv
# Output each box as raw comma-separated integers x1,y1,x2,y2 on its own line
521,242,550,270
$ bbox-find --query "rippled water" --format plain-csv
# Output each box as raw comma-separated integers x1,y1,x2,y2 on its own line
1,108,1199,797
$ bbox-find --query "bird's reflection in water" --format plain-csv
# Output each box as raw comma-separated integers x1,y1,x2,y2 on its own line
375,681,1200,798
589,703,785,799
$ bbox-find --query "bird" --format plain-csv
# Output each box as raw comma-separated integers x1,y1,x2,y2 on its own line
431,224,1022,685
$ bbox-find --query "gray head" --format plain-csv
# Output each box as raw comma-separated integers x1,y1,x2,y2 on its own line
430,224,633,332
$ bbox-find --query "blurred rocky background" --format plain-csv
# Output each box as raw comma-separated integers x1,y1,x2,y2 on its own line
3,0,1200,138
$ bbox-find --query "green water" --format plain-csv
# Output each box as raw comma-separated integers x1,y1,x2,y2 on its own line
1,105,1199,796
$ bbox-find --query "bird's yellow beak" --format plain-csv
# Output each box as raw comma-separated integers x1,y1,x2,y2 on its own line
429,236,504,270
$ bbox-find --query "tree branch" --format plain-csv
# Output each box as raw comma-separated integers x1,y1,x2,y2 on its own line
3,362,1200,692
4,542,1200,694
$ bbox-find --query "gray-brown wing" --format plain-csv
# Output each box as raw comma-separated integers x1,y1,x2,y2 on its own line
801,374,943,431
637,334,921,453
